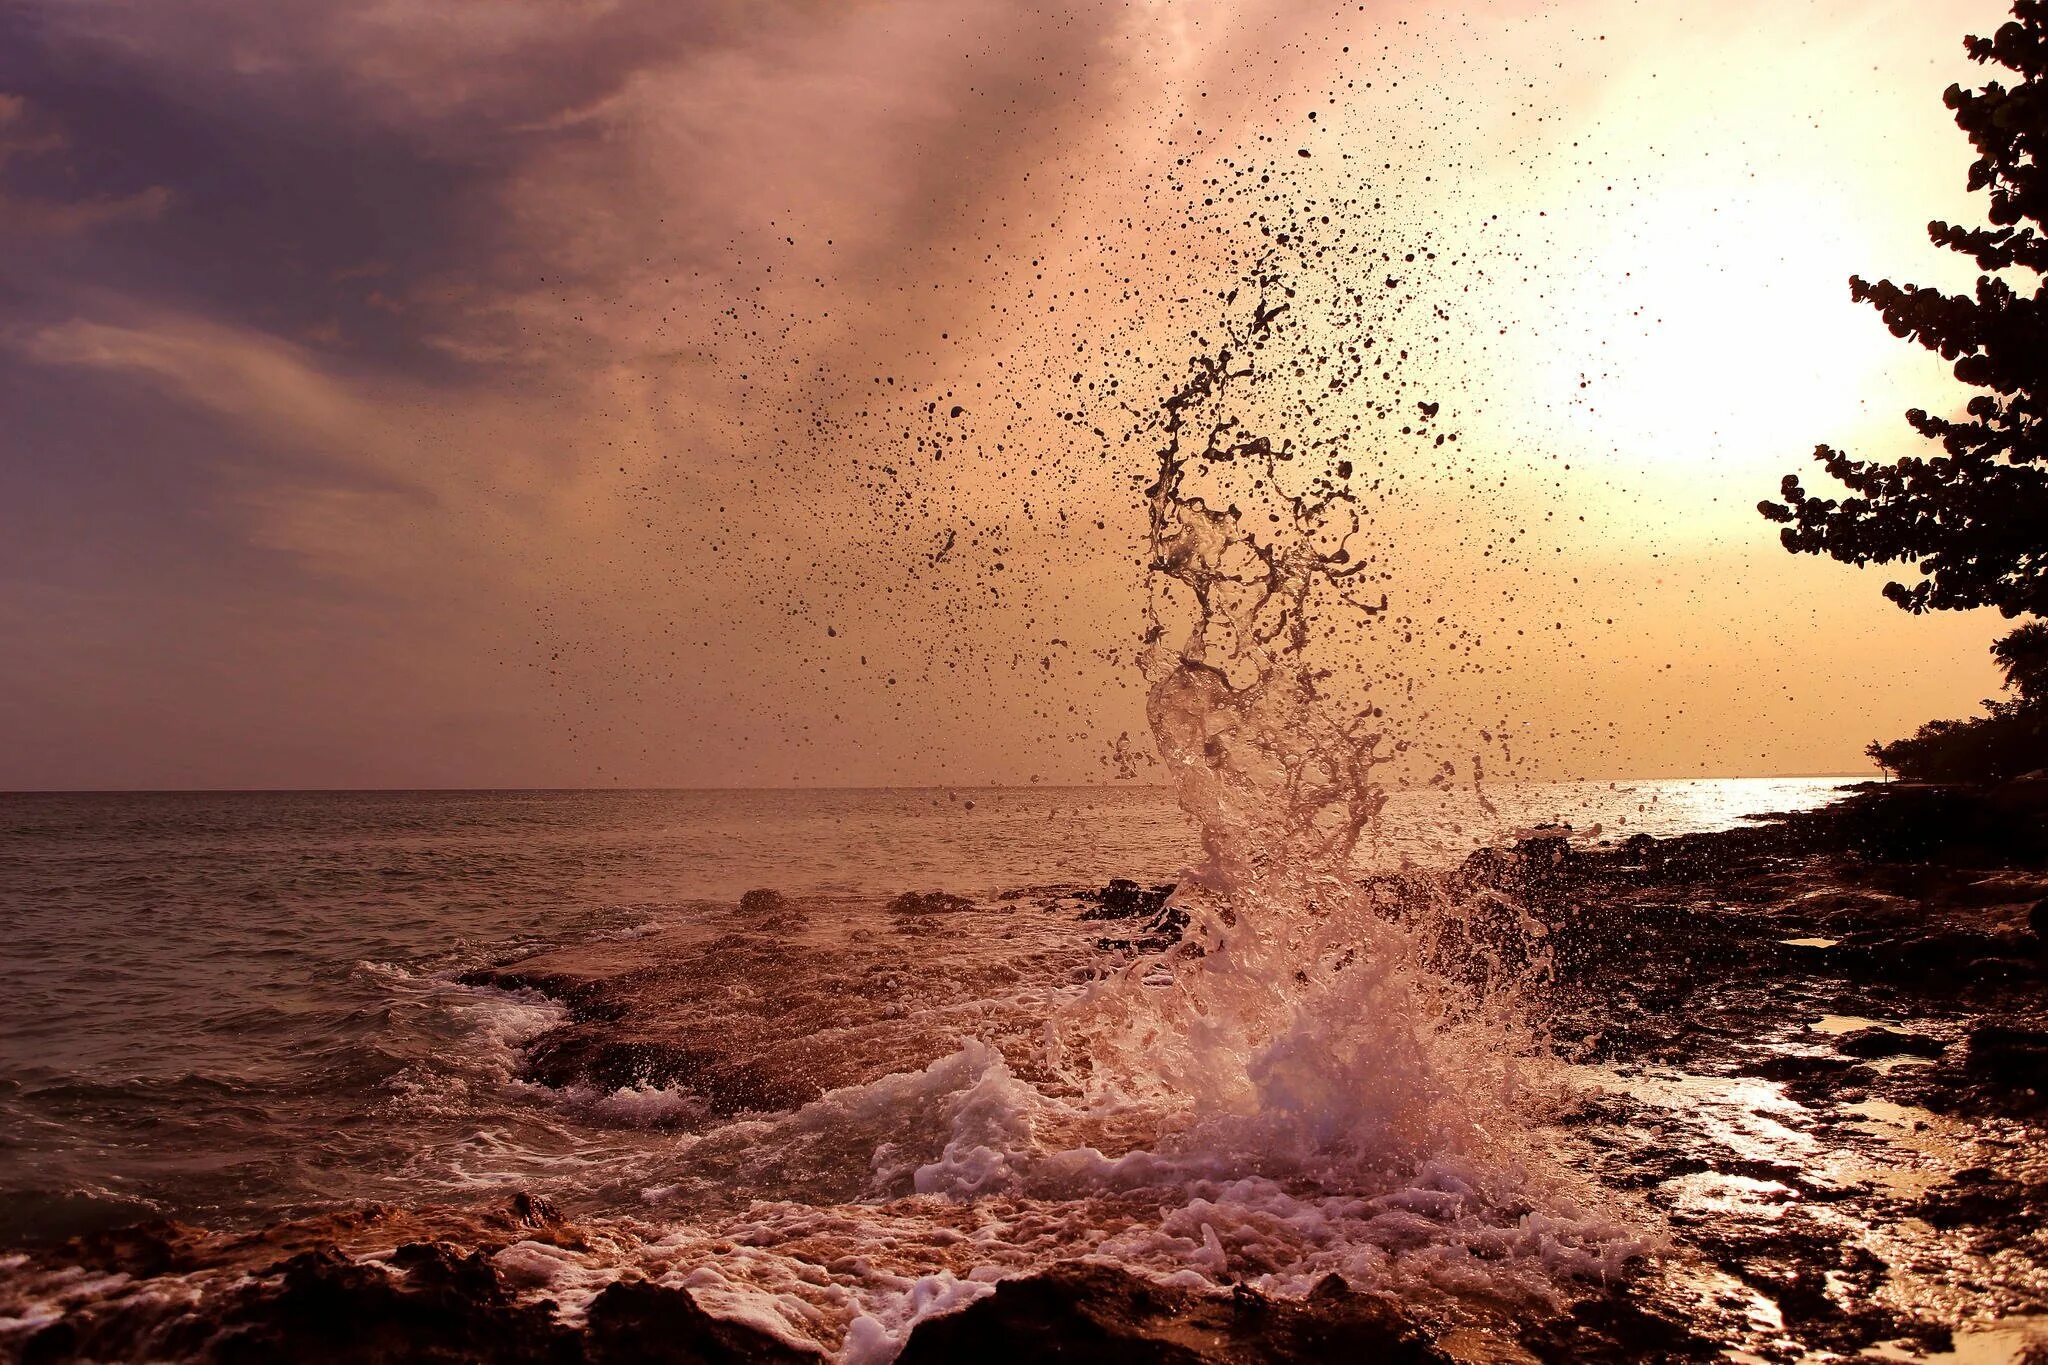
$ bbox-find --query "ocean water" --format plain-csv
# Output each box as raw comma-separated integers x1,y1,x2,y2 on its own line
0,779,1849,1251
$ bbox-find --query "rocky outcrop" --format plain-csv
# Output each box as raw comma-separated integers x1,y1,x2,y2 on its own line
1076,878,1185,951
894,1264,1446,1364
14,1199,814,1365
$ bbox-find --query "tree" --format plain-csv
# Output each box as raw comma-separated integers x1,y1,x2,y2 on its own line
1991,618,2048,699
1760,2,2048,625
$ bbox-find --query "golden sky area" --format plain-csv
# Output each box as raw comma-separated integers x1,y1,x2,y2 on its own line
0,0,2017,788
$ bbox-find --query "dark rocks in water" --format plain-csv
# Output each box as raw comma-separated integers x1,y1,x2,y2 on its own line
886,890,975,915
58,1242,566,1365
583,1280,821,1363
44,1220,198,1279
520,1028,800,1114
1742,1053,1858,1085
1833,1027,1948,1060
456,967,628,1024
1456,844,1520,889
21,1240,817,1365
1797,784,2048,866
1963,1020,2048,1106
1078,878,1173,920
508,1191,565,1230
893,1263,1446,1364
1458,835,1578,900
2030,898,2048,941
1516,824,1576,878
1619,832,1660,865
1079,879,1187,951
1516,1291,1722,1363
737,888,807,933
1912,1166,2048,1238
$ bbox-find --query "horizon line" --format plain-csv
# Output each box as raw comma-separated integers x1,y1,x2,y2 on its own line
0,773,1877,797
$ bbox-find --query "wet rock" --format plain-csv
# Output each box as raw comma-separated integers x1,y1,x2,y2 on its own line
1740,1052,1856,1084
894,1264,1447,1364
1834,1027,1947,1060
583,1279,821,1363
1078,878,1174,920
736,889,807,932
886,891,975,915
1962,1020,2048,1105
19,1241,816,1365
1516,824,1576,878
508,1191,565,1231
194,1244,570,1365
457,968,628,1024
521,1029,802,1114
1619,832,1659,865
1517,1291,1720,1362
1078,879,1185,951
1916,1166,2048,1239
46,1219,198,1278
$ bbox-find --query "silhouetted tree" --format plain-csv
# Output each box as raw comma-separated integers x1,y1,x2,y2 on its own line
1991,618,2048,700
1761,2,2048,635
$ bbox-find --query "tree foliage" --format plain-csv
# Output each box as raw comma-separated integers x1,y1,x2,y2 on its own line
1864,627,2048,782
1991,618,2048,700
1760,1,2048,620
1865,699,2048,783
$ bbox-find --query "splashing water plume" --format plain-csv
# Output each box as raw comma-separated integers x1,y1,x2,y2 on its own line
585,272,1644,1356
1048,264,1556,1174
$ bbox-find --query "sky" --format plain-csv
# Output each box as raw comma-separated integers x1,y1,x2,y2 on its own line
0,0,2023,790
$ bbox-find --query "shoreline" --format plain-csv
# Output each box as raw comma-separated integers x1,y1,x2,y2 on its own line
6,784,2047,1362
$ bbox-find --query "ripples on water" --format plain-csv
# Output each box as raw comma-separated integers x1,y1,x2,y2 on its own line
0,778,1848,1246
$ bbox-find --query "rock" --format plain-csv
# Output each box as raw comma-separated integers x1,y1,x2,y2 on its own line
1079,880,1186,950
2030,899,2048,941
893,1263,1447,1364
47,1219,196,1278
21,1243,817,1365
1834,1028,1947,1060
583,1279,821,1363
196,1244,571,1365
520,1029,802,1114
887,891,975,915
1964,1021,2048,1101
1517,1290,1724,1361
1078,879,1174,921
737,888,807,932
455,968,626,1023
1912,1167,2048,1236
508,1191,565,1231
1742,1053,1857,1084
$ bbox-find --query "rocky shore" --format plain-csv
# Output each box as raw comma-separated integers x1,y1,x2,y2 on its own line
6,784,2048,1363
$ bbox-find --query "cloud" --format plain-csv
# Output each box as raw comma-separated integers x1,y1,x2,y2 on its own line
2,0,2009,788
0,92,172,236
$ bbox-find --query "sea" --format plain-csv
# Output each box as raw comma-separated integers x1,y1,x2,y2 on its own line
0,778,1852,1252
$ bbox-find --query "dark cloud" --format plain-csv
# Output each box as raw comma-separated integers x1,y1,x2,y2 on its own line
0,1,741,365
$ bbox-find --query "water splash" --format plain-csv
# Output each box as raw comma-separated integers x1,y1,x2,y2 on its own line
451,268,1635,1354
1050,263,1561,1190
